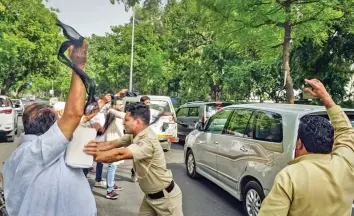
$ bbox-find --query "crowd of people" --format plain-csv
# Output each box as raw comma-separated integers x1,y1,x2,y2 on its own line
2,42,182,216
1,42,353,216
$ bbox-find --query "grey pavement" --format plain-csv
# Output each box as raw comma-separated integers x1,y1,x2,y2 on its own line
86,143,244,216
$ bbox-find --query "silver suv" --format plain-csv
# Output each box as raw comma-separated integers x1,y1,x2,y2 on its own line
184,103,354,216
176,102,231,142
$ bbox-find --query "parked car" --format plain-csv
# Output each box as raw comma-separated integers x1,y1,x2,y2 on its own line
10,99,24,116
49,97,59,106
176,101,232,142
0,96,18,142
29,95,36,101
184,103,354,216
123,95,178,151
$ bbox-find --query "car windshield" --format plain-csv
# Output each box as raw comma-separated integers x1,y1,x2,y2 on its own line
206,103,231,118
11,99,21,105
0,97,9,107
150,100,172,113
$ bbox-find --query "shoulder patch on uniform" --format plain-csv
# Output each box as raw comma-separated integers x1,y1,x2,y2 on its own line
136,141,144,147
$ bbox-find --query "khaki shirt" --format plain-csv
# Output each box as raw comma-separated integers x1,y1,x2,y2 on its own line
119,128,173,194
259,105,354,216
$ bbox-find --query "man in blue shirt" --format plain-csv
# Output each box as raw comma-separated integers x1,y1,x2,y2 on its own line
3,42,97,216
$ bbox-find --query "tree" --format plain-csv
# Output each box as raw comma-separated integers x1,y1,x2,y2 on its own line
0,0,62,94
199,0,353,103
291,21,354,104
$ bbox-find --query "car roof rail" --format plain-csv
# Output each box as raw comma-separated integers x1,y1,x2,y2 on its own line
185,101,205,104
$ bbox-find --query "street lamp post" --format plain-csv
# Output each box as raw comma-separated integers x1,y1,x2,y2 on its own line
129,5,136,92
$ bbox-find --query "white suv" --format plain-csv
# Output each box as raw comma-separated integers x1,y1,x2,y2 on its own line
0,96,18,142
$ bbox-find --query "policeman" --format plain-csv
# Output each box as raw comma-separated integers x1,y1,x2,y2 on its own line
84,102,183,216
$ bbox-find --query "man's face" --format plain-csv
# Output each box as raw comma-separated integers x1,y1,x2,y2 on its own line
113,100,123,111
143,99,151,106
124,112,138,134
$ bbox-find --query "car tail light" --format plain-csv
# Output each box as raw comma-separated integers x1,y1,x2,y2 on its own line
0,109,12,114
202,115,206,123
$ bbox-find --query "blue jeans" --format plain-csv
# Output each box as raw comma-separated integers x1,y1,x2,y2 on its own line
95,162,103,182
106,163,117,193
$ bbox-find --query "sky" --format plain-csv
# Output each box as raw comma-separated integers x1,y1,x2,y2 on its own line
45,0,132,36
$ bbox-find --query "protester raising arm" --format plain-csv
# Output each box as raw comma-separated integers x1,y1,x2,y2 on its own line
57,43,88,140
81,94,112,124
304,79,354,168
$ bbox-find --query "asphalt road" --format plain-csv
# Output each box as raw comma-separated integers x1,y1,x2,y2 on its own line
90,144,244,216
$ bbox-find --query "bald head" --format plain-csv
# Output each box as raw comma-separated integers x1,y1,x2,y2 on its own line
23,103,58,136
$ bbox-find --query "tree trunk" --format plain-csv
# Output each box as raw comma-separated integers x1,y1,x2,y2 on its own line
2,76,14,95
283,2,295,104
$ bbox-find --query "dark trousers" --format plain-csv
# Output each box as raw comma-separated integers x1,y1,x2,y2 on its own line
83,162,104,182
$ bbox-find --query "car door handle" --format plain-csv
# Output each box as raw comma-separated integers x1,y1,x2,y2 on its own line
198,141,206,144
240,146,248,152
214,141,219,144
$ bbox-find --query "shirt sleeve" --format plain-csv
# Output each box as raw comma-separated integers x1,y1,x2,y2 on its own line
119,134,133,147
108,109,126,119
35,122,71,166
258,170,292,216
328,105,354,168
150,109,161,118
127,139,154,161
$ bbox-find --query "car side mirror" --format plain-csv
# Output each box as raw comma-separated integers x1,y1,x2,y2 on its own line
195,122,204,131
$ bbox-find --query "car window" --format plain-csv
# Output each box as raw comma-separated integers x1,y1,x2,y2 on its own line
11,100,20,105
315,112,354,128
205,109,233,134
177,108,188,117
0,97,9,107
224,109,253,138
188,107,199,117
205,103,232,118
254,111,283,143
150,100,172,112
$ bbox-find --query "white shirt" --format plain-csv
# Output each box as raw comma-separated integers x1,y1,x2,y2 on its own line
150,108,161,123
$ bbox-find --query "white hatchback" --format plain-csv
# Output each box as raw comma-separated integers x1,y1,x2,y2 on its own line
0,96,18,142
123,95,178,151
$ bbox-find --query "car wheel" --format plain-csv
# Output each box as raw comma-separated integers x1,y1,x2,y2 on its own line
243,181,265,216
186,150,199,179
7,135,14,142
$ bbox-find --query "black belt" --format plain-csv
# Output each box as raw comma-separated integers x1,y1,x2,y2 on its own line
147,181,175,200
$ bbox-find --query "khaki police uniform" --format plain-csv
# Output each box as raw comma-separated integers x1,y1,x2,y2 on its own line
119,127,183,216
259,106,354,216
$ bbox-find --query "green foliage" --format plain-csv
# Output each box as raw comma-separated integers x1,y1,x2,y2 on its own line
0,0,62,94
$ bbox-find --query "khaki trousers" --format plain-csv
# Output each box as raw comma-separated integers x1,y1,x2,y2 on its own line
138,184,183,216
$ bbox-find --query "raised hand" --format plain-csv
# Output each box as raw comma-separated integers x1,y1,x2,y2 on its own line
304,79,335,108
68,41,88,67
